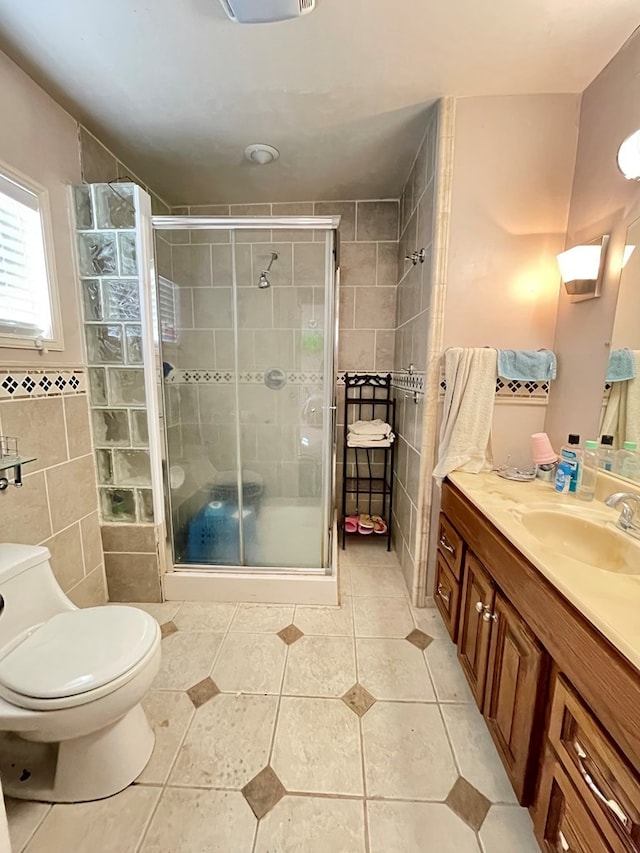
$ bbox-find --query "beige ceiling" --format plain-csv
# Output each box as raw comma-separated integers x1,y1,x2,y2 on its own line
0,0,638,205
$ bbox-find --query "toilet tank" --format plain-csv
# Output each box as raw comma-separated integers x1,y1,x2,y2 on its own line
0,544,75,649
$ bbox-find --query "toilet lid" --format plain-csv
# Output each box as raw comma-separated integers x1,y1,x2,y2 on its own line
0,607,158,699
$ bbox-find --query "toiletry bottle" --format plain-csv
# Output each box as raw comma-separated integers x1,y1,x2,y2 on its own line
578,440,598,501
555,461,572,494
615,441,640,481
560,434,581,494
599,434,615,471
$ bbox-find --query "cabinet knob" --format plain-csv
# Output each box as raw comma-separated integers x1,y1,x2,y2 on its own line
482,610,498,623
558,830,570,851
475,601,485,613
437,583,450,606
439,535,455,555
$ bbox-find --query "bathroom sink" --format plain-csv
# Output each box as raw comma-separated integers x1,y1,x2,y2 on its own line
520,509,640,574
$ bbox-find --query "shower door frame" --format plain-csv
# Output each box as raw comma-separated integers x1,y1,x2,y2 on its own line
150,215,340,576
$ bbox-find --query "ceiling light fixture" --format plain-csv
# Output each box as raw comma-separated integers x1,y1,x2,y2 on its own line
617,129,640,180
244,144,280,166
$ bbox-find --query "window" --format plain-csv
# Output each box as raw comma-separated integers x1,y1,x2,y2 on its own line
0,163,62,350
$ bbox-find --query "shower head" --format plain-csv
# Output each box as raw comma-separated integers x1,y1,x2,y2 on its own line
257,250,278,288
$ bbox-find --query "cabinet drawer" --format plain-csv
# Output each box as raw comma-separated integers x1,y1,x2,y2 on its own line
434,553,461,642
548,676,640,853
537,748,612,852
437,514,464,580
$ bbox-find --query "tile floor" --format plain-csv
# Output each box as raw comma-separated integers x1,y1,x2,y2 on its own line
7,541,540,852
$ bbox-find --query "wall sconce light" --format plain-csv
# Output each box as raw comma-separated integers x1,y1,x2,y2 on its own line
556,235,609,302
617,129,640,180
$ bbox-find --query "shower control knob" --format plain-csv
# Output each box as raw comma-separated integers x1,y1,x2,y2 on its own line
0,478,8,491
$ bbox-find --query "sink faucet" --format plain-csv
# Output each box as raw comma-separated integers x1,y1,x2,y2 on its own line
605,492,640,536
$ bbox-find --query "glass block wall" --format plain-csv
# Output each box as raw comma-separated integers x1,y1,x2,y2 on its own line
74,183,154,524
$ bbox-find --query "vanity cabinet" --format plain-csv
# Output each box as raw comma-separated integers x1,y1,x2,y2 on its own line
437,479,640,849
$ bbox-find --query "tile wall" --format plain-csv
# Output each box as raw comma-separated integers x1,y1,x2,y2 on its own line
0,372,106,606
391,103,440,591
74,182,162,601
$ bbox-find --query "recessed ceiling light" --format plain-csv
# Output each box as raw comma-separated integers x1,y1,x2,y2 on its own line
244,144,280,166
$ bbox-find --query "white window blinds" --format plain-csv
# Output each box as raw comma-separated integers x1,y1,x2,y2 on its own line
156,276,178,344
0,172,52,340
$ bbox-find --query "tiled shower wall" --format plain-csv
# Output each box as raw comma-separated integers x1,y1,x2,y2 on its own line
0,373,106,606
392,103,440,590
74,183,162,601
171,200,400,521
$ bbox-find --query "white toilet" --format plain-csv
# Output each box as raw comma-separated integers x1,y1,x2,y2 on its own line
0,543,161,803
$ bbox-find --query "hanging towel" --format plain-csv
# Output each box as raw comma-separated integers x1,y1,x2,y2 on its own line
433,347,497,483
600,351,640,446
606,348,637,382
348,419,392,437
497,349,557,381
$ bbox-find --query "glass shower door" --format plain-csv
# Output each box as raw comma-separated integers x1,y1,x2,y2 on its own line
153,217,336,571
233,230,332,568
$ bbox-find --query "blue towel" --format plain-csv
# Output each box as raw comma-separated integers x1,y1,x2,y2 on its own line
498,350,557,381
606,348,637,382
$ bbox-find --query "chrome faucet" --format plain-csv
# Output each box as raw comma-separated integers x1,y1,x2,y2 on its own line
604,492,640,537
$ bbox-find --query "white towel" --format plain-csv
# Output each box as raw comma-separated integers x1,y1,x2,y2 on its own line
347,433,395,448
433,347,497,482
348,419,392,436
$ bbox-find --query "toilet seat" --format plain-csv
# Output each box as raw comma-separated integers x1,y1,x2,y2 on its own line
0,606,159,711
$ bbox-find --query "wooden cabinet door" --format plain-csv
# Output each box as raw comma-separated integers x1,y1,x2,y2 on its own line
457,552,495,709
434,552,461,643
537,749,612,853
484,591,546,804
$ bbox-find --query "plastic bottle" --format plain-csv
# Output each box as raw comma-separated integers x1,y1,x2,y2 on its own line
554,460,573,494
599,434,615,472
578,440,598,501
614,441,640,482
560,434,581,494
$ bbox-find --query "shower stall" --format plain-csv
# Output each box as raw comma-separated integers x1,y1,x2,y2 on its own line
148,215,339,598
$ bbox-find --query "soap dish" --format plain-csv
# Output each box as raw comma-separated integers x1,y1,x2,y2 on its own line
495,465,536,482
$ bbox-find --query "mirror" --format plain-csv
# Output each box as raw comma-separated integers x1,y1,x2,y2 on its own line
599,216,640,479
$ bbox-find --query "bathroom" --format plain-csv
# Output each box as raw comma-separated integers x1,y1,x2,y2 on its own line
0,0,639,849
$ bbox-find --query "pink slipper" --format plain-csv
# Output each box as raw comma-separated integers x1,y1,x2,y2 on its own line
358,514,375,534
344,514,358,534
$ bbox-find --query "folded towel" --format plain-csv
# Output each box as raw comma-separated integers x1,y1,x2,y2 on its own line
606,348,637,382
347,433,395,448
348,419,392,436
497,349,557,381
433,347,496,482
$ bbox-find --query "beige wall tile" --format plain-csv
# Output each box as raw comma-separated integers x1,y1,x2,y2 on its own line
43,523,85,592
314,202,356,241
210,243,252,286
68,565,107,608
105,552,162,602
172,244,212,287
188,204,231,215
293,243,326,287
254,330,295,369
338,330,376,372
101,523,156,553
0,397,67,472
63,395,92,459
46,455,98,534
355,287,397,330
356,201,399,242
237,289,274,329
339,287,355,330
81,511,103,572
375,330,396,372
175,329,216,369
273,202,315,241
178,288,194,328
193,288,233,329
0,471,51,544
340,243,376,287
377,243,398,286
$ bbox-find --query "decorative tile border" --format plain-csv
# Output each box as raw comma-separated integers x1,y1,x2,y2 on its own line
438,367,549,403
166,368,324,385
0,368,86,400
392,371,426,398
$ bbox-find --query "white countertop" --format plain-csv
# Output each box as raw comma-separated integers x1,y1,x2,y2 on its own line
448,470,640,673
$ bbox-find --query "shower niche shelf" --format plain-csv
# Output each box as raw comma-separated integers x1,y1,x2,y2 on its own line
341,373,395,552
0,456,36,489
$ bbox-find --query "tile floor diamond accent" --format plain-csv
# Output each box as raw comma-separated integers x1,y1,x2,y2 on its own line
241,766,286,819
160,620,178,639
445,776,491,831
186,677,220,708
278,623,304,645
342,683,376,716
405,628,433,650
